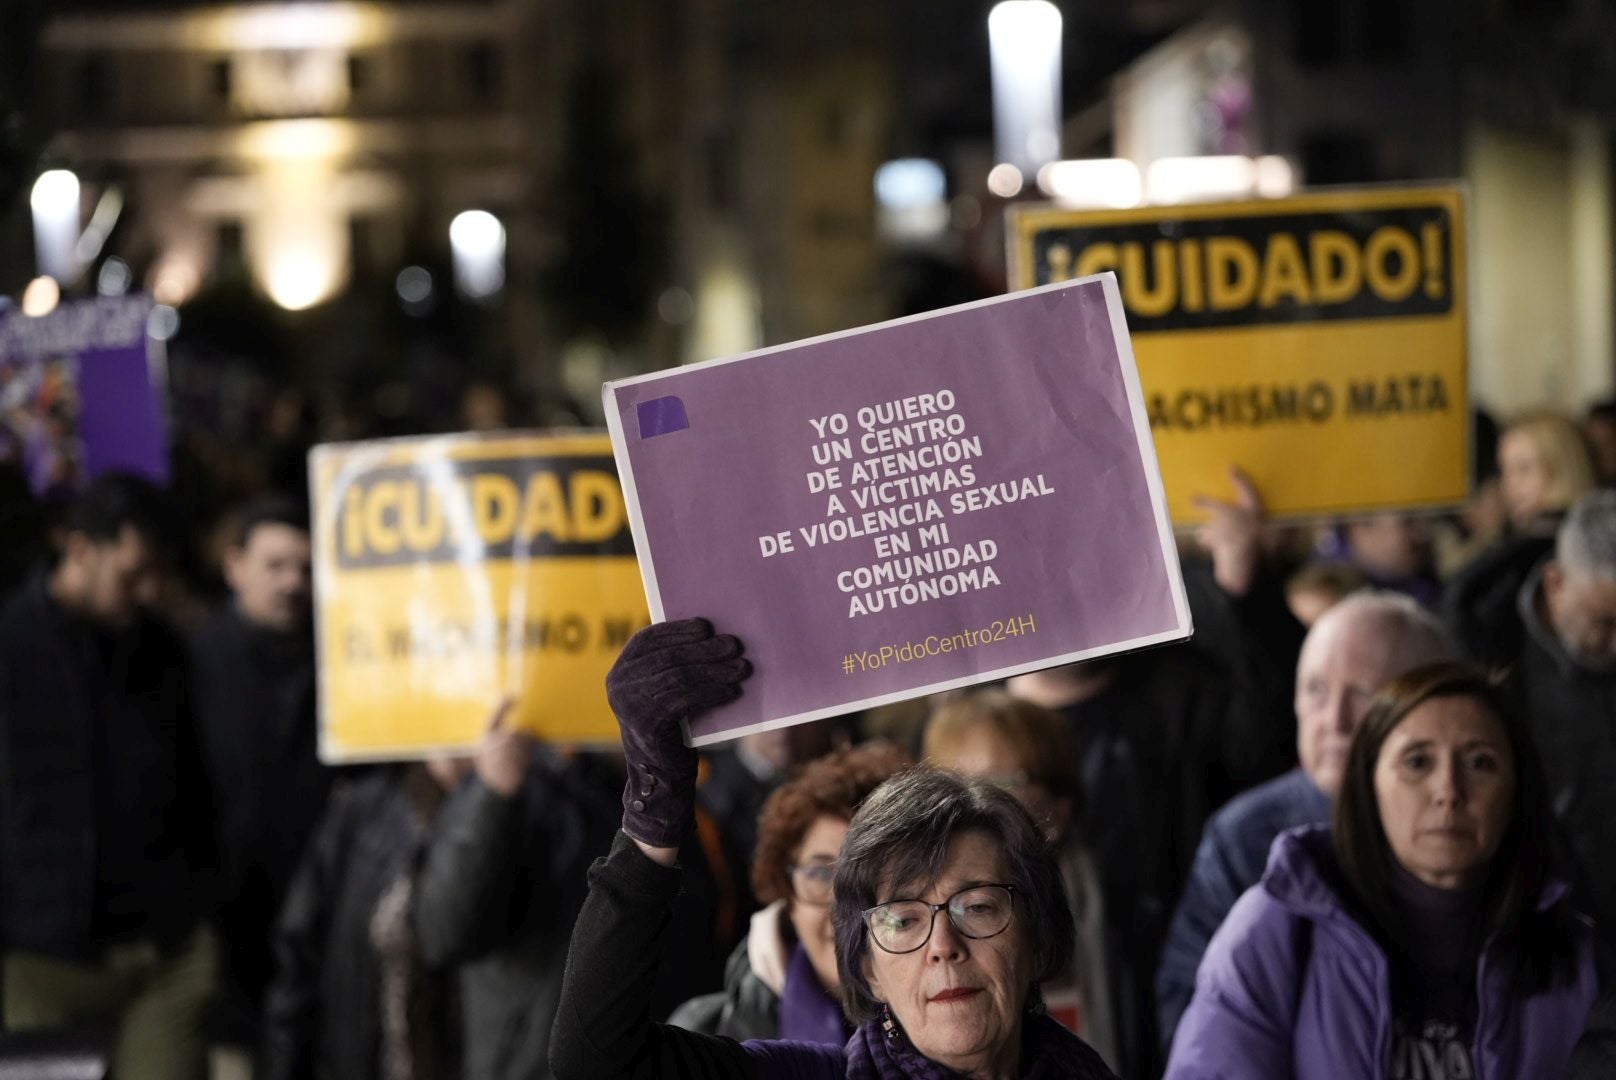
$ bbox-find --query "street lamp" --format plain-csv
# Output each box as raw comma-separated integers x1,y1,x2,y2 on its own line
988,1,1063,179
30,170,81,283
449,210,505,300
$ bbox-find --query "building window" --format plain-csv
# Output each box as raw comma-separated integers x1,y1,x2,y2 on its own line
211,59,233,103
77,55,111,117
347,54,368,96
465,42,501,102
215,220,245,272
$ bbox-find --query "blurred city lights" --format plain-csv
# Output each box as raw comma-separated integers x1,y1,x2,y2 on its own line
30,170,79,218
237,118,357,162
449,211,504,258
1037,159,1144,209
988,1,1062,177
153,260,201,306
1146,155,1254,204
30,170,80,283
20,277,61,318
449,210,506,299
74,186,125,268
657,286,695,326
875,159,946,210
266,249,339,311
205,3,390,51
1254,155,1296,198
1144,155,1296,204
395,265,434,305
875,159,949,244
147,305,182,341
97,257,132,297
986,163,1025,199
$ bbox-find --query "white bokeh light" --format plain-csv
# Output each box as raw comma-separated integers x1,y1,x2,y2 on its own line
988,1,1063,177
449,210,506,299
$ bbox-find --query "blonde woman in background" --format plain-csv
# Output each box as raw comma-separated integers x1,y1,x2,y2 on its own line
923,690,1129,1077
1498,411,1596,535
1445,410,1599,665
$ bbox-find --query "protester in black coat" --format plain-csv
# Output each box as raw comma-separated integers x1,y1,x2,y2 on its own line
190,496,334,1050
261,766,444,1080
0,474,216,1080
262,703,545,1080
1509,493,1616,937
415,747,618,1080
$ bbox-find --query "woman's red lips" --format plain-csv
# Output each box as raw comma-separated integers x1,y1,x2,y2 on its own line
928,987,981,1003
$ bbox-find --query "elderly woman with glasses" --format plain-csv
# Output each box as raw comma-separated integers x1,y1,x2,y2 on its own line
551,620,1118,1080
669,742,910,1045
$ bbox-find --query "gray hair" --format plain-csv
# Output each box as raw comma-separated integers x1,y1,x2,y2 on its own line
831,767,1074,1023
1557,490,1616,582
1310,588,1453,669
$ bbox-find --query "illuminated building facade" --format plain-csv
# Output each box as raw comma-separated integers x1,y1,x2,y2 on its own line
38,1,551,317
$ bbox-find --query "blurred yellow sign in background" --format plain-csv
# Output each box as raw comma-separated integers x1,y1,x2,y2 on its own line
1009,186,1468,520
311,431,645,762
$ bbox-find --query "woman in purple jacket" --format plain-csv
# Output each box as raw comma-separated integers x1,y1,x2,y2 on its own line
1167,661,1599,1079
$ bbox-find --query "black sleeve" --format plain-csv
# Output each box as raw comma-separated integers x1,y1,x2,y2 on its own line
1440,537,1551,667
549,832,754,1080
260,794,347,1080
1182,557,1303,799
1569,991,1616,1077
1568,936,1616,1080
173,648,222,913
413,776,523,967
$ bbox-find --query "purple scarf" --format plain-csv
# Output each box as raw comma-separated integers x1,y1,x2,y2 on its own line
843,1011,1115,1080
779,943,852,1046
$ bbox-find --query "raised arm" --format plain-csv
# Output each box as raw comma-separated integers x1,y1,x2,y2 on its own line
413,700,532,967
549,618,757,1080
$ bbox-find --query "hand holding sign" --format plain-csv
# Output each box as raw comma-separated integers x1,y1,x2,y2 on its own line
606,619,751,851
1192,466,1266,598
473,697,534,797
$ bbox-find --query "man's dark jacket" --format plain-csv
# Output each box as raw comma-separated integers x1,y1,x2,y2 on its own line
414,755,617,1080
1515,562,1616,934
261,769,431,1080
0,571,213,960
190,603,332,1039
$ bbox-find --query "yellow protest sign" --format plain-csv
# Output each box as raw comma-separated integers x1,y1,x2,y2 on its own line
311,431,646,761
1008,186,1468,520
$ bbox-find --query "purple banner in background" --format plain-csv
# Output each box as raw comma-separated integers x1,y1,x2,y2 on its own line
606,274,1191,747
0,296,168,499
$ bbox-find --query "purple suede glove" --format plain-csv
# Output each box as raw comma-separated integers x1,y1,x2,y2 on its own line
606,618,751,848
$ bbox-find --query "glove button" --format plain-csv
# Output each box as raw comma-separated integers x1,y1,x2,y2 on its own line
640,774,658,796
631,798,647,812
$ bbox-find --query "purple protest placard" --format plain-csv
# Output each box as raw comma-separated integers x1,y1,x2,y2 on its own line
0,296,168,499
605,273,1190,746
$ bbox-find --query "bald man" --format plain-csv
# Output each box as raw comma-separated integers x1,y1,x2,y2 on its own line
1153,591,1455,1049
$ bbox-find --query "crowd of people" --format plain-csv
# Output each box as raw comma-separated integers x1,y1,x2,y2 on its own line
1,395,1615,1079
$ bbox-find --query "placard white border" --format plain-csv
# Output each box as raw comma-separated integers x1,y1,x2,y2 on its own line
604,272,1193,747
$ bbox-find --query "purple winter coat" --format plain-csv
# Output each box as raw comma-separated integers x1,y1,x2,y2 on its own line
1166,825,1598,1080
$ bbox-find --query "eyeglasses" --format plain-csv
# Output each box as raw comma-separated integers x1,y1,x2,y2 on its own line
790,862,836,906
861,884,1016,954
